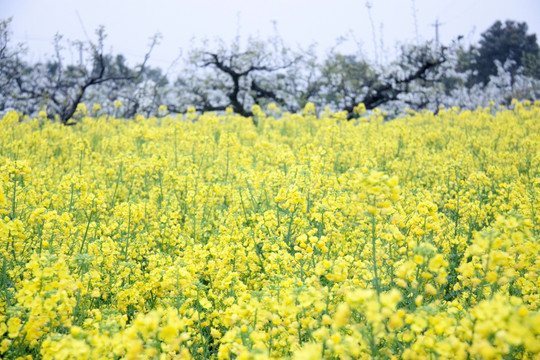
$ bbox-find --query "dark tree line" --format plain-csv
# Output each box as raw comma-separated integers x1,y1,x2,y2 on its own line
472,20,540,84
1,18,539,124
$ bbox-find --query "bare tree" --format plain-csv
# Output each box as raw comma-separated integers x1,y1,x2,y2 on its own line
1,23,159,124
171,37,299,124
0,18,28,113
318,43,447,118
363,44,447,111
54,27,159,123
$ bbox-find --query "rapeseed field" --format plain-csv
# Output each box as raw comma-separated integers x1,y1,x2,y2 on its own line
0,101,539,359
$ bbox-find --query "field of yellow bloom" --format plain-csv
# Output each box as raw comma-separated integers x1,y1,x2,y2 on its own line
0,102,539,359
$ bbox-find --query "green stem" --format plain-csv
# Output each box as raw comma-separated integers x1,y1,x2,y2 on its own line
79,209,94,254
371,197,380,298
10,173,17,220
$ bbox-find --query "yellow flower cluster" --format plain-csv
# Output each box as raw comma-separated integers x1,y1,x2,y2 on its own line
0,101,539,359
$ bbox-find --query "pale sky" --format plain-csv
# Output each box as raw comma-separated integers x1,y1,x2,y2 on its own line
2,0,539,72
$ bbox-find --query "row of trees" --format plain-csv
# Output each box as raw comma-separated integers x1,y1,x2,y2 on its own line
1,18,539,124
